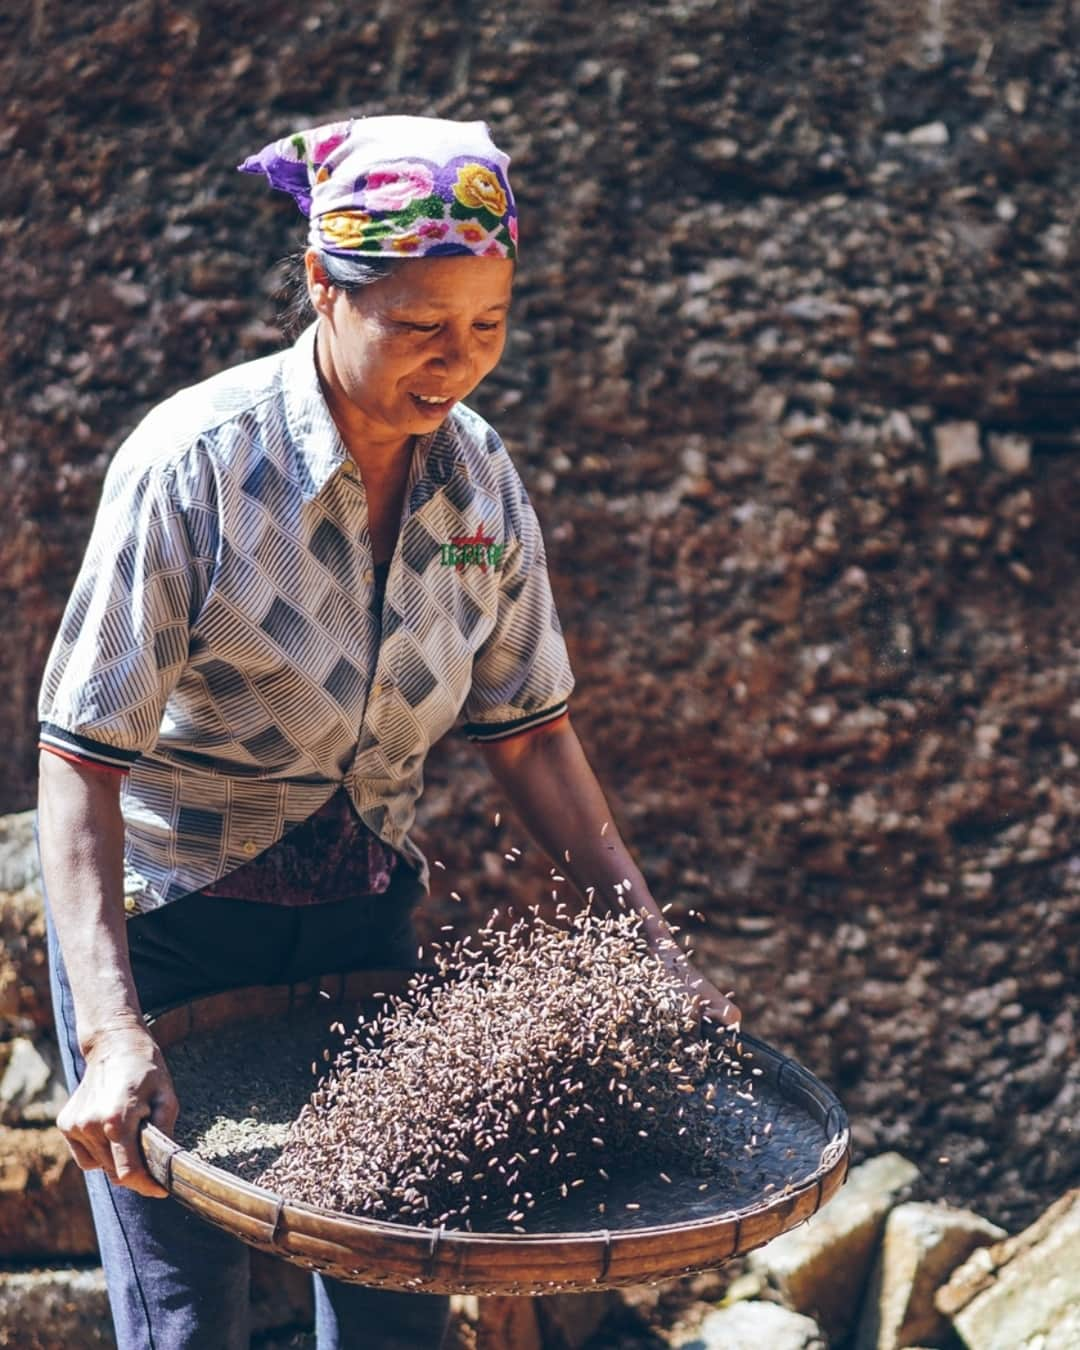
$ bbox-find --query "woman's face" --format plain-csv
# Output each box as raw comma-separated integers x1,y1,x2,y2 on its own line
308,254,515,450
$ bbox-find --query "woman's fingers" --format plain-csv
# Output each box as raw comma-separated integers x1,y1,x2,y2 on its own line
63,1134,99,1171
103,1112,168,1198
56,1028,177,1197
149,1083,180,1139
57,1096,115,1172
675,959,742,1031
62,1123,117,1179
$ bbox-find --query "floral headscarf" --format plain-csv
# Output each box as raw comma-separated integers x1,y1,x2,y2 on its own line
239,115,518,260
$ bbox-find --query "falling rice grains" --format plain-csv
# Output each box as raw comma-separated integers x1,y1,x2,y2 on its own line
259,903,750,1231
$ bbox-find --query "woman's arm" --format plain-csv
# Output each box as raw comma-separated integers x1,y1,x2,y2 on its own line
37,751,177,1196
477,716,741,1027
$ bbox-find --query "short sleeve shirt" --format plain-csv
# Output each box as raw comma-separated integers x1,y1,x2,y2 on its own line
38,323,575,912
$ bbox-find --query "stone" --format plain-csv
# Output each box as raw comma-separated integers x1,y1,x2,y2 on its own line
693,136,741,164
853,1202,1005,1350
723,1270,768,1304
0,811,50,1032
907,121,950,146
0,810,39,893
936,1190,1080,1349
0,1034,67,1125
675,1301,826,1349
988,433,1032,475
933,422,982,473
747,1152,920,1343
1005,80,1029,115
0,1125,96,1257
0,1266,114,1347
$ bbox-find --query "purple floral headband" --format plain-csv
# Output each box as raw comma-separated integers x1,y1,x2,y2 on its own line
239,114,518,261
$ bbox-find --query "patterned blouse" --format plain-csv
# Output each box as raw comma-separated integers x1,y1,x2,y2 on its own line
38,325,574,912
198,562,396,906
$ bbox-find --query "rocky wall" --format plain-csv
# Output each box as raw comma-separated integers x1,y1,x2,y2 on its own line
2,0,1078,1241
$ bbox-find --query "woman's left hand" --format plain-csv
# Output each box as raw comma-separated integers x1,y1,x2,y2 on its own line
651,937,742,1031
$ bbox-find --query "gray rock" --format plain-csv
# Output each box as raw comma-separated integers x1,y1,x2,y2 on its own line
676,1302,826,1349
854,1202,1006,1350
934,422,982,473
937,1190,1080,1350
988,433,1032,475
0,810,40,894
0,811,50,1033
0,1266,114,1348
692,136,741,165
782,296,860,323
907,121,950,146
748,1152,920,1343
0,1035,67,1125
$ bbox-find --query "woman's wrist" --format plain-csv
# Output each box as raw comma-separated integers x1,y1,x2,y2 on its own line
78,1012,150,1059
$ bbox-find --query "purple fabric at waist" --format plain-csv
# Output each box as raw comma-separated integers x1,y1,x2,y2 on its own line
198,788,402,906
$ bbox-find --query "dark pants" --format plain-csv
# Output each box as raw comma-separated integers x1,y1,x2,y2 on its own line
44,871,451,1350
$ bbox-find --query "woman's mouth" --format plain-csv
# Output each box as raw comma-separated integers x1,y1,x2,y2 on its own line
410,393,456,415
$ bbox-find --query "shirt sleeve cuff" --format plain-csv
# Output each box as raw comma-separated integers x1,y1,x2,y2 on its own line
38,723,139,772
462,703,569,743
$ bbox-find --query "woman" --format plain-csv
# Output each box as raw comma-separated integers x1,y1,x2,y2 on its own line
37,115,739,1349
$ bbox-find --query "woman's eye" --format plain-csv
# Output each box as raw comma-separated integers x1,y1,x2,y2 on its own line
394,318,503,334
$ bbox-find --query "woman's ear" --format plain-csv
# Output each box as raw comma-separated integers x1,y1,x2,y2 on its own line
304,249,334,317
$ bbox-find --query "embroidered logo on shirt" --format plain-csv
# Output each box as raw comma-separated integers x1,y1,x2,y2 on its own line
440,525,505,572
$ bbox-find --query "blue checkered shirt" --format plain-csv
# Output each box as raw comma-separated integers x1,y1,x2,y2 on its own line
38,324,574,912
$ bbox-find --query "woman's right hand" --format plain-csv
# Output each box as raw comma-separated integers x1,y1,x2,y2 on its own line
57,1023,179,1198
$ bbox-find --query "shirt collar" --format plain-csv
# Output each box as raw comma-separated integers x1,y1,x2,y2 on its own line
281,321,452,508
281,322,349,501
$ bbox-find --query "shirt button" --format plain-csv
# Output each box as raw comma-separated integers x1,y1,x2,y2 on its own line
242,840,258,856
123,896,138,915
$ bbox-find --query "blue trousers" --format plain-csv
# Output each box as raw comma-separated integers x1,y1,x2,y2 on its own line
45,876,451,1350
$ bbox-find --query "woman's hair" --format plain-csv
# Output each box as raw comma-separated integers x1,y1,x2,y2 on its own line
280,250,400,336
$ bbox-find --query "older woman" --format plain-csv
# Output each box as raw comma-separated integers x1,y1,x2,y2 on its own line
36,115,739,1349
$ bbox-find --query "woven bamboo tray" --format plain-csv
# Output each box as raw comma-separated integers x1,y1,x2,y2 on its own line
140,970,850,1295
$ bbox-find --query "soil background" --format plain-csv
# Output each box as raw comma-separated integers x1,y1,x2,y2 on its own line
2,0,1078,1239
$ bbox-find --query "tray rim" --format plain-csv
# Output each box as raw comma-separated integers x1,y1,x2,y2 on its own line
141,970,851,1293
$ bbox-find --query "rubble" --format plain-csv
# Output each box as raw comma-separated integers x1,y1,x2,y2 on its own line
854,1201,1006,1350
0,1035,67,1126
0,1126,96,1258
936,1190,1080,1349
747,1152,920,1343
675,1301,826,1349
0,1267,113,1349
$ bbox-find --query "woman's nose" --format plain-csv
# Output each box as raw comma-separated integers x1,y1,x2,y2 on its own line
428,329,472,378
